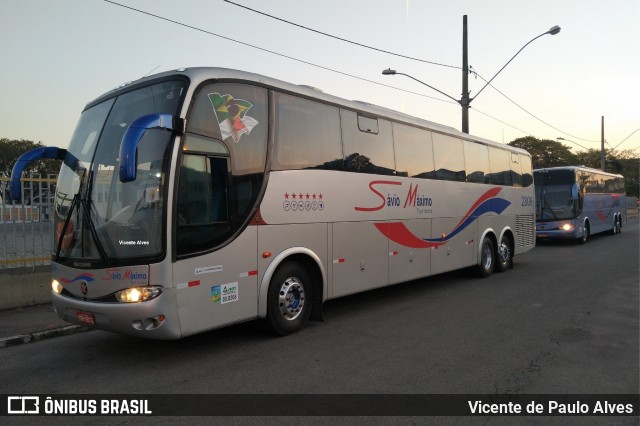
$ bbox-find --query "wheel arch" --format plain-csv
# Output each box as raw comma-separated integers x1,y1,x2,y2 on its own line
258,247,326,319
499,226,515,253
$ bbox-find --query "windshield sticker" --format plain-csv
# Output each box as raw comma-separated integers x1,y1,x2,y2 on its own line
208,93,258,143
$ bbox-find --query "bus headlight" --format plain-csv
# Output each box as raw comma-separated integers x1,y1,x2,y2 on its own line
52,279,63,294
560,224,574,231
115,286,162,303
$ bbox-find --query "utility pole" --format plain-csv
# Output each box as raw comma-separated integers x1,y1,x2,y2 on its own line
461,15,470,134
601,116,605,171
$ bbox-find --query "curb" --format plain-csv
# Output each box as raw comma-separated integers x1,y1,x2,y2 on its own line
0,325,91,349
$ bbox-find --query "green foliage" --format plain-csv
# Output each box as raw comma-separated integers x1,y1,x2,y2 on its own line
0,138,59,177
508,136,578,169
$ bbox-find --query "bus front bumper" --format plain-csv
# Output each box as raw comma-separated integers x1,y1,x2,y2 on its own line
536,222,580,240
51,289,183,340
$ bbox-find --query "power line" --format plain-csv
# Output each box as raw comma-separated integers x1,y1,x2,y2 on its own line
102,0,458,107
103,0,586,145
470,108,532,137
468,66,601,144
613,128,640,151
226,0,602,144
222,0,461,70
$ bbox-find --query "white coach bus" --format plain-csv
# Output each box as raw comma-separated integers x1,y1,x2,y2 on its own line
11,68,535,339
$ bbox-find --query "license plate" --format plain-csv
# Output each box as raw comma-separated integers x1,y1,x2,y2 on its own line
76,310,95,325
538,234,548,238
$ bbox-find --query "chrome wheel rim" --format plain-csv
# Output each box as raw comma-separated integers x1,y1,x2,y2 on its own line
498,239,511,264
482,243,493,270
278,277,305,321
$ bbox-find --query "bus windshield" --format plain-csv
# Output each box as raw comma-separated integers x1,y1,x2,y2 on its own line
534,169,577,221
53,80,185,266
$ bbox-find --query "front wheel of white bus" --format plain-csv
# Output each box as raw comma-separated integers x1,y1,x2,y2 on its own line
265,261,313,336
475,237,495,278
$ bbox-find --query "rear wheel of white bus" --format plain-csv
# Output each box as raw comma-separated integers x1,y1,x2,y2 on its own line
496,234,513,273
265,261,313,336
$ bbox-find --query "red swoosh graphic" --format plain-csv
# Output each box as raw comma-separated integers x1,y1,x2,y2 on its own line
374,222,443,248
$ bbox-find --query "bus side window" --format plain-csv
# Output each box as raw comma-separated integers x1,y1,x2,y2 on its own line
510,152,523,187
393,123,435,179
488,147,512,186
342,109,395,175
463,140,489,184
272,93,343,170
521,155,533,187
176,153,232,256
432,133,466,182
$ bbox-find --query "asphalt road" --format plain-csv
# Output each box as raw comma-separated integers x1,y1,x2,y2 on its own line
1,218,638,424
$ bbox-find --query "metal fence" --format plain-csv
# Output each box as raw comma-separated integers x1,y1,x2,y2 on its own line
0,175,56,270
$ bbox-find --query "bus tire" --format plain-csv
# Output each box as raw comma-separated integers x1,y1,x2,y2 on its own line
475,237,495,278
495,234,513,273
579,222,590,244
265,261,312,336
611,214,620,235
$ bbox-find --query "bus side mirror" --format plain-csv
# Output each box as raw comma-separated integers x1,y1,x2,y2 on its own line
571,183,579,201
10,147,67,201
119,114,184,182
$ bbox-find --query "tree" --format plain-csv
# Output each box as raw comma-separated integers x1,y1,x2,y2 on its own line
508,136,578,169
0,138,60,177
0,138,59,205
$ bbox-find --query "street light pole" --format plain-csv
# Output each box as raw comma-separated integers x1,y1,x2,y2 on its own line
601,116,606,171
461,15,470,134
382,17,560,135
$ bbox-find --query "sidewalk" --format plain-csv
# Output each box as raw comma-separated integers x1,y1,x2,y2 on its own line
0,303,90,348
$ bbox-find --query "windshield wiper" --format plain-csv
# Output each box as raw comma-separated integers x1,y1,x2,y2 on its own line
54,169,110,264
541,192,559,221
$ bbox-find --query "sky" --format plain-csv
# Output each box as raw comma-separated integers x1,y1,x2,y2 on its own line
1,0,639,156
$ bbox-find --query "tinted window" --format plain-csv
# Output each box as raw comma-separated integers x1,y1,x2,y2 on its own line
393,123,435,179
177,153,232,254
510,152,523,187
432,133,465,181
342,109,395,175
464,141,490,184
187,83,268,175
273,93,343,170
488,147,512,186
357,115,379,134
521,155,533,187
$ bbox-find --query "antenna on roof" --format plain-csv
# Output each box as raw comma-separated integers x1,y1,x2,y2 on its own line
142,65,161,79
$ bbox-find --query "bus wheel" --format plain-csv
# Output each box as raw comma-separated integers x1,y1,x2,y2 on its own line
495,234,513,273
611,215,620,235
579,222,590,244
475,237,495,278
265,261,312,336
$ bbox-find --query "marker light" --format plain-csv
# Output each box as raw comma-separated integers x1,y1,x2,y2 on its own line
52,279,63,294
560,224,574,231
115,286,162,303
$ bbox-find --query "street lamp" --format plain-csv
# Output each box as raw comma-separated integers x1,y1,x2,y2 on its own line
382,17,561,134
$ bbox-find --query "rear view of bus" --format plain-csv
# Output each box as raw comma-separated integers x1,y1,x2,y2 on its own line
534,166,626,243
